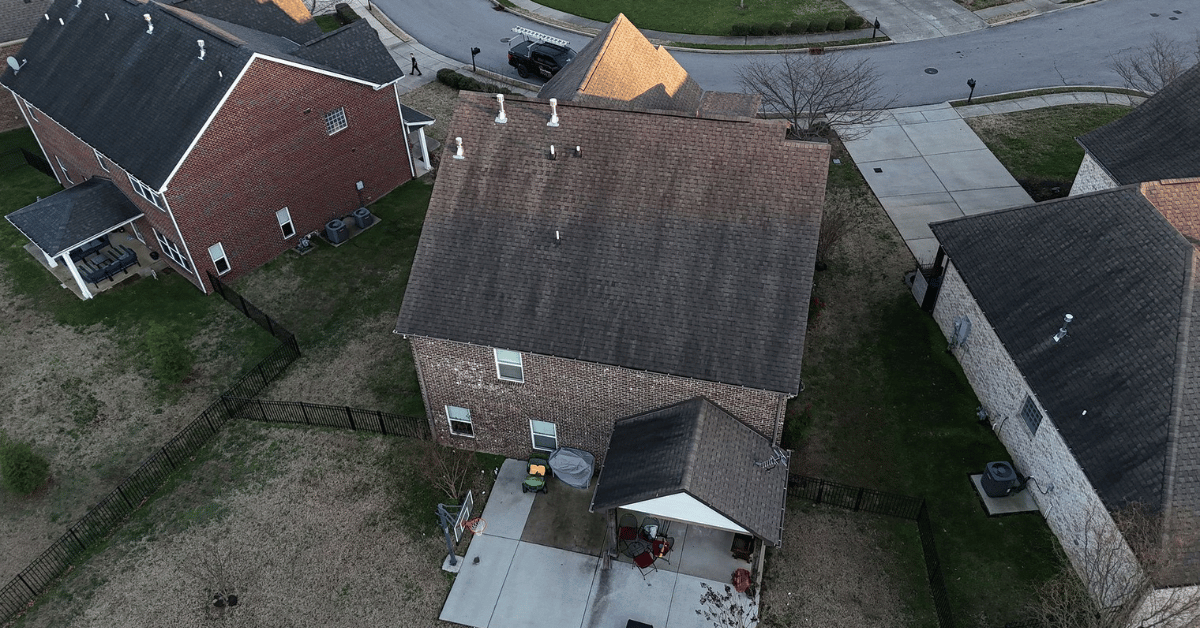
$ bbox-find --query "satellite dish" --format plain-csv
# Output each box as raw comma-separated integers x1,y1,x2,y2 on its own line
6,57,23,73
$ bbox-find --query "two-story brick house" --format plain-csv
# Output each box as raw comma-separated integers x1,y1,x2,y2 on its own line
2,0,424,297
394,91,829,461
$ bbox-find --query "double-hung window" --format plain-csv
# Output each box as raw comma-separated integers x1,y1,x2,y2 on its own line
495,349,524,382
446,406,474,437
154,229,191,274
530,420,557,451
208,242,230,275
128,174,163,210
276,207,296,239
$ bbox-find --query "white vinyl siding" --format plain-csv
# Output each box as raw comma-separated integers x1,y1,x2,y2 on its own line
276,207,296,239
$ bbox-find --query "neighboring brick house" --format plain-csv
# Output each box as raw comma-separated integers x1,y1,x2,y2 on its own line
539,13,760,118
2,0,426,297
0,0,52,45
394,92,829,462
1070,63,1200,196
926,181,1200,616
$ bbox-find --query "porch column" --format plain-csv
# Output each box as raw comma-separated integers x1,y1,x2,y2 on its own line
43,248,58,268
61,252,93,299
418,128,430,171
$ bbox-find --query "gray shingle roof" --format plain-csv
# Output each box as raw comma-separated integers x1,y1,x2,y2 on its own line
395,92,829,394
1,0,401,189
1077,63,1200,185
5,178,143,257
590,397,789,545
167,0,321,42
931,187,1193,513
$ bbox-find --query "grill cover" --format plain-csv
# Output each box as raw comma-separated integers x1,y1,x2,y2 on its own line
549,447,595,490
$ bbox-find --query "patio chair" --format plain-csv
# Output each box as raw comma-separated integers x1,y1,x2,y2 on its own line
617,513,638,553
653,536,674,565
632,550,657,579
640,516,661,541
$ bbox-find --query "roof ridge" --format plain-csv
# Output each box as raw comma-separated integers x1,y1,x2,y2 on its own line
155,1,245,47
1161,250,1197,535
577,13,631,96
299,17,363,46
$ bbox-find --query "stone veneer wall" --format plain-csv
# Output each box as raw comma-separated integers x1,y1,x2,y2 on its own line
407,336,790,462
1070,152,1120,196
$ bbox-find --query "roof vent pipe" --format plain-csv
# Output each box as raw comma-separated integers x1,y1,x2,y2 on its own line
44,13,49,20
453,137,464,160
105,12,109,20
575,145,581,158
144,13,153,34
549,145,556,160
495,94,507,124
75,0,81,8
548,98,559,127
1053,314,1073,343
58,17,64,25
197,40,205,60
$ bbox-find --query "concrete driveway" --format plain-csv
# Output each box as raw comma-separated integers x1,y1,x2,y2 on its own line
837,103,1032,264
837,0,986,42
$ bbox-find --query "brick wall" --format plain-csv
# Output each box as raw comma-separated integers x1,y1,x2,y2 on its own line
15,99,195,286
408,336,789,462
0,0,51,45
168,59,412,292
1070,152,1119,196
933,261,1142,606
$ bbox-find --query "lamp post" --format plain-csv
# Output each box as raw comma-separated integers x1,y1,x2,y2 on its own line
967,78,977,105
871,19,880,39
471,47,481,73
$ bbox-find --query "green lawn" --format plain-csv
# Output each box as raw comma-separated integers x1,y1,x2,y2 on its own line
966,104,1131,199
531,0,856,36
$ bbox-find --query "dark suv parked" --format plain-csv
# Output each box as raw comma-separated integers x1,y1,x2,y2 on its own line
507,40,576,79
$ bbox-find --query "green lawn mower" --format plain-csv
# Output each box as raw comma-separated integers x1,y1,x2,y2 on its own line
522,453,550,494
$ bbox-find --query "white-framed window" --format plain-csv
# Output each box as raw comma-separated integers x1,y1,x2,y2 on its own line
208,242,230,275
446,406,474,437
23,99,37,122
94,148,109,172
495,349,524,382
1020,395,1043,436
530,420,558,451
276,207,296,239
55,156,73,183
153,228,192,274
325,107,348,135
128,174,163,210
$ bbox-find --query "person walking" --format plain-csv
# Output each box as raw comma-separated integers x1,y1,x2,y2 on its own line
410,53,422,76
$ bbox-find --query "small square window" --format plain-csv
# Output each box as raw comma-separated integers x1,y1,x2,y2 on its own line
495,348,524,382
446,406,474,437
276,207,296,239
530,420,557,451
94,148,109,172
1020,396,1043,435
325,107,348,135
208,242,230,275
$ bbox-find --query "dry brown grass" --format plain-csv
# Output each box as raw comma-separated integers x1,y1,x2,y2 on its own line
399,82,459,147
16,422,459,628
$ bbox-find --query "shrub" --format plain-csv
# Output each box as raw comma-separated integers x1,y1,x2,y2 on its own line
731,23,750,36
786,21,808,35
144,322,194,384
845,15,865,29
807,20,823,33
748,23,768,36
436,68,514,94
0,439,49,495
827,18,845,32
767,21,786,36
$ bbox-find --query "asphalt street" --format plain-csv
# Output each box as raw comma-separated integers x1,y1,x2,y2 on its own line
374,0,1196,107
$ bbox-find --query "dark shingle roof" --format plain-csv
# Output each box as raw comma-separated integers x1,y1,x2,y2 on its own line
5,178,143,257
291,20,402,86
167,0,321,42
1077,63,1200,185
400,104,434,126
590,397,789,545
1,0,401,189
538,14,757,118
931,187,1193,513
395,92,829,394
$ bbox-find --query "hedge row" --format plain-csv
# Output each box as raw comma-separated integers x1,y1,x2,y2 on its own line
436,68,515,95
731,15,864,36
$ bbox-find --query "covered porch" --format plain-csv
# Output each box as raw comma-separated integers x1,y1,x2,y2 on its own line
6,179,164,299
400,104,437,176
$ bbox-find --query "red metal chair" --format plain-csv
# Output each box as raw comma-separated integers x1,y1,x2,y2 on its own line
617,513,639,553
633,550,658,579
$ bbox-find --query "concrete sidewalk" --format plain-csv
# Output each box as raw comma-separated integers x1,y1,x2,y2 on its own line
837,102,1033,265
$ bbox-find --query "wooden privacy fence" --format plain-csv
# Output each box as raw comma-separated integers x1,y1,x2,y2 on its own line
226,397,431,441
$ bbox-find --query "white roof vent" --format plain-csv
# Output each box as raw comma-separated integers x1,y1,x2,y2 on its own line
75,0,82,8
197,39,205,60
1053,313,1074,343
453,137,464,160
495,94,507,124
144,13,153,34
548,98,559,127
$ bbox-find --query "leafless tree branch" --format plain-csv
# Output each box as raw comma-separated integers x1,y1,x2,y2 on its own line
419,442,477,503
1109,34,1200,94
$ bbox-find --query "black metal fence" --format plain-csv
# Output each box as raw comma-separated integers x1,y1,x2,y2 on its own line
227,397,431,441
0,148,54,178
787,474,955,628
207,271,294,344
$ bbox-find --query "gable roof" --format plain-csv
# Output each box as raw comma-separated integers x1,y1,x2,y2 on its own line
166,0,320,42
395,92,829,394
1077,63,1200,185
931,186,1195,520
590,397,789,545
6,178,143,258
538,14,759,118
1,0,402,190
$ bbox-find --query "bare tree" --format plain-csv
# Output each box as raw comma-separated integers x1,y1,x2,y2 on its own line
739,53,897,140
1110,34,1200,94
307,0,340,16
419,442,477,502
816,188,871,265
1026,504,1200,628
695,582,762,628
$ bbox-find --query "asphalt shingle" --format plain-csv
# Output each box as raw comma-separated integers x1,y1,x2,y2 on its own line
5,178,143,257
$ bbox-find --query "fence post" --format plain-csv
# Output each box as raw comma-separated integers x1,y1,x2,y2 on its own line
854,487,863,511
17,574,37,597
815,481,824,505
377,410,386,435
257,399,266,421
163,449,176,469
346,407,357,430
258,363,268,391
69,528,86,552
301,402,310,425
116,486,134,509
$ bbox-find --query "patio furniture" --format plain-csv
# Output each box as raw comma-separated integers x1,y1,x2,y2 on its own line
640,516,660,541
731,533,754,561
69,235,109,262
81,246,138,287
652,536,673,564
732,568,751,593
618,513,639,553
633,550,657,579
623,538,649,559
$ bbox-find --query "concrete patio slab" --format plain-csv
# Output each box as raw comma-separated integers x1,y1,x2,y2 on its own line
903,118,988,156
983,99,1026,114
951,187,1034,215
925,149,1023,191
919,106,964,123
483,458,537,540
666,573,751,628
521,478,607,555
892,110,930,125
673,525,751,582
884,198,964,240
490,543,599,628
1039,93,1082,107
438,534,519,627
909,238,942,266
584,561,679,628
858,156,945,197
841,124,920,161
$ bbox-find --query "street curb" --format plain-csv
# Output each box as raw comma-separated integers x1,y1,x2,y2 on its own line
948,86,1148,109
466,67,542,94
659,39,894,55
985,0,1105,28
366,1,412,42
